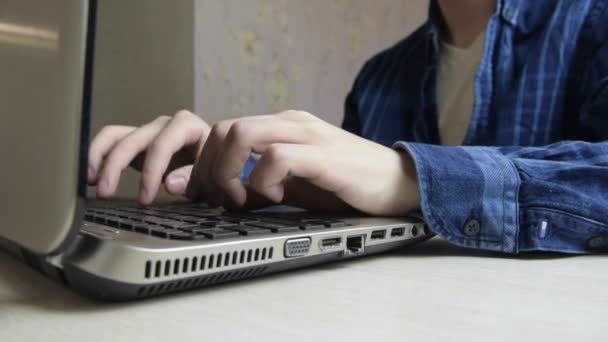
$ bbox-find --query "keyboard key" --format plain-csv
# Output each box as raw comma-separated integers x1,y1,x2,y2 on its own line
198,221,238,229
148,227,172,238
177,216,219,224
137,209,167,216
162,214,192,221
183,212,223,218
139,216,169,225
226,225,273,236
216,221,239,228
117,219,143,231
196,228,240,239
247,221,301,233
299,222,326,230
150,227,187,239
171,231,199,240
219,215,260,224
163,222,201,230
302,219,347,228
322,220,347,228
104,216,123,227
123,213,146,221
134,224,153,234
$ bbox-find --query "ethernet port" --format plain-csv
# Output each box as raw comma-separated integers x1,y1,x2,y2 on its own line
346,235,365,255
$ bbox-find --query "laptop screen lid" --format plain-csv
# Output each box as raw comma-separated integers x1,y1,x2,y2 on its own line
0,0,95,255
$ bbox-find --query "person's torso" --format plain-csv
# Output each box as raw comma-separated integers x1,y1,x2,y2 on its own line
436,29,487,145
349,0,605,147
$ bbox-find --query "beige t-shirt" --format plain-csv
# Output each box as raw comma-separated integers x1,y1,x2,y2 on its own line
436,31,486,146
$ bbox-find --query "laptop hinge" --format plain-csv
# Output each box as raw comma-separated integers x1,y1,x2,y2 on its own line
17,248,69,284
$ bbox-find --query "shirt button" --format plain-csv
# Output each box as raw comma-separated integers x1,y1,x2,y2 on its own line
463,219,481,236
588,236,607,249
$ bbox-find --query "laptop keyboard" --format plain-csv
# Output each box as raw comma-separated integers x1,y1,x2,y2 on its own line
84,203,347,241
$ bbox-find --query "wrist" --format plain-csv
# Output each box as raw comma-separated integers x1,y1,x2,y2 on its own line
370,148,420,216
394,150,421,213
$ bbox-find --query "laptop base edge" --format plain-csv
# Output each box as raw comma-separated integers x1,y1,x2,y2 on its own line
62,240,426,302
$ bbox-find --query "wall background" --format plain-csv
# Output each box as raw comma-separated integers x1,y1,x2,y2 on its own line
91,0,428,198
194,0,427,125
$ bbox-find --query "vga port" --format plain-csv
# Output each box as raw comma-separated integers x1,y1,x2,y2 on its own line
284,237,312,257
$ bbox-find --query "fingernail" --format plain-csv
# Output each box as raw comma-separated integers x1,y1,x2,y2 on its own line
140,185,150,203
97,178,110,197
167,176,187,194
266,185,283,203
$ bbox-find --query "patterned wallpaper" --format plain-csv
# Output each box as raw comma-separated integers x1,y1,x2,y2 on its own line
194,0,428,125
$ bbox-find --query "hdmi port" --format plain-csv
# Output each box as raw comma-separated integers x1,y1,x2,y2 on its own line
321,237,342,250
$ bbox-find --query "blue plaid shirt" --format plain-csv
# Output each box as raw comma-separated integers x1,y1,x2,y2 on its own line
343,0,608,253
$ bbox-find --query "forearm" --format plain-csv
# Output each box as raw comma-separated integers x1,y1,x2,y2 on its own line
395,140,608,253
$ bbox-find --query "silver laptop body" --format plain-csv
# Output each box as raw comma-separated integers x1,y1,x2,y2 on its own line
0,0,430,301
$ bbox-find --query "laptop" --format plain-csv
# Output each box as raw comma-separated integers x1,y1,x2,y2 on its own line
0,0,431,301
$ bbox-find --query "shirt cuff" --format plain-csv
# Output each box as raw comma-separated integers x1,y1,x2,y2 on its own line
393,142,521,253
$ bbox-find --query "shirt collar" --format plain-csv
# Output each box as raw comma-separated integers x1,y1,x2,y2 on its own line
428,0,556,35
500,0,557,33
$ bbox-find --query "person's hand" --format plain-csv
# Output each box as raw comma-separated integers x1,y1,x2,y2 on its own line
187,110,421,216
88,110,210,204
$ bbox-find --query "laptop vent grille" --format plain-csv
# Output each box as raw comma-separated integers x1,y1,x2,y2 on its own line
136,266,268,298
144,246,274,279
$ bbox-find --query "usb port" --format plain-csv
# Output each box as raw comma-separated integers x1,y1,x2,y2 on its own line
321,237,342,250
391,227,405,237
370,230,386,240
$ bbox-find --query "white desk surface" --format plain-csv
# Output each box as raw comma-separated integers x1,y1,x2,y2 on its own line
1,238,607,342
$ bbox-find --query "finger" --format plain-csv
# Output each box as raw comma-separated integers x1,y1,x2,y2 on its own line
247,143,335,203
187,114,307,205
186,115,273,205
186,118,237,206
211,119,312,207
88,125,135,185
164,165,193,196
139,111,210,204
96,116,170,198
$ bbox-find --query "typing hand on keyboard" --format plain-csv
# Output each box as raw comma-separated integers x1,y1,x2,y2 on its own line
88,110,209,203
88,110,421,216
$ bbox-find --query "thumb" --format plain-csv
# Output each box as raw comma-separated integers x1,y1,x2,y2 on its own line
164,165,193,195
